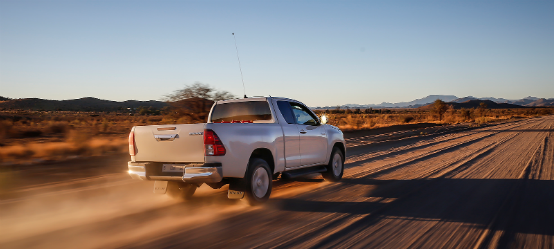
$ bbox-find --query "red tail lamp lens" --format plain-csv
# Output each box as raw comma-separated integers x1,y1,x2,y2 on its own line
203,129,226,156
129,131,136,156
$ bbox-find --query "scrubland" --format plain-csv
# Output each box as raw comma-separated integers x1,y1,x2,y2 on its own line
317,107,553,131
0,112,164,164
0,107,552,164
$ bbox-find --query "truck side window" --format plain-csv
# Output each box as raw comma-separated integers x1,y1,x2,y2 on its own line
290,103,318,126
277,101,296,124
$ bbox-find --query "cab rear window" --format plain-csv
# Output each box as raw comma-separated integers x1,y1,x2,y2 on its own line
211,101,272,123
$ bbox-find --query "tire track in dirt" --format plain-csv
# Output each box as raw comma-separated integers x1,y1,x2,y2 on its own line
472,135,547,249
242,117,552,249
388,116,554,249
345,118,536,166
261,129,520,248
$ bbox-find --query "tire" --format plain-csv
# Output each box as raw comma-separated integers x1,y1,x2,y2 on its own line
244,158,272,205
322,147,344,182
166,181,197,200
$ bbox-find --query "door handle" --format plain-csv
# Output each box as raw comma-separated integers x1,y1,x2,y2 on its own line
154,134,178,141
300,130,307,134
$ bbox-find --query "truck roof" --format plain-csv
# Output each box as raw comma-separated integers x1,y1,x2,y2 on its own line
215,96,296,104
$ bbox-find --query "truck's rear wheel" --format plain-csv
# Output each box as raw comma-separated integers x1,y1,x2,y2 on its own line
245,158,272,205
322,147,344,182
167,181,197,200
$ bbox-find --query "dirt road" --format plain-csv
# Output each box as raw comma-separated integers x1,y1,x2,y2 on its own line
1,116,553,248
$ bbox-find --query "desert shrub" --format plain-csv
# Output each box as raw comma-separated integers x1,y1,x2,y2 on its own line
433,100,448,121
477,102,488,117
100,118,110,132
33,143,76,159
401,116,414,123
161,117,177,124
443,113,462,124
69,119,81,126
0,145,35,161
148,117,163,123
89,138,127,155
0,120,13,140
66,129,91,147
47,122,69,134
341,115,364,129
177,116,192,124
459,108,472,121
17,119,29,125
474,117,492,124
365,117,377,128
19,130,43,138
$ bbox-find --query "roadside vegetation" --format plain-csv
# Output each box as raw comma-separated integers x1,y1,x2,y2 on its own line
0,88,552,165
315,100,553,131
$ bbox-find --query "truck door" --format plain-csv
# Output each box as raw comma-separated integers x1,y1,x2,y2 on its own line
289,102,328,166
276,101,302,168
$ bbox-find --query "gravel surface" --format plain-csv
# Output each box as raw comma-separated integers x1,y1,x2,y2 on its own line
0,116,552,249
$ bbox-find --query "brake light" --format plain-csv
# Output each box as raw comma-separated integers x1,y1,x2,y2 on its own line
204,129,226,156
129,131,136,156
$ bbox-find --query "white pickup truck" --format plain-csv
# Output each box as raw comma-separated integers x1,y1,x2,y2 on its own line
127,97,345,205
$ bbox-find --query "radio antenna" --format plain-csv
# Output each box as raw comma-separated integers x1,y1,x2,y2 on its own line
232,33,247,98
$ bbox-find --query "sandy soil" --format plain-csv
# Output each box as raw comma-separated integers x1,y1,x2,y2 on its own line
0,116,552,249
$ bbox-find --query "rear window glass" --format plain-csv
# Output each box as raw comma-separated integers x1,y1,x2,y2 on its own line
211,101,272,123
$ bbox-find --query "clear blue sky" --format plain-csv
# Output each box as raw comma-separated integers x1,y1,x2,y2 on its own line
1,0,553,107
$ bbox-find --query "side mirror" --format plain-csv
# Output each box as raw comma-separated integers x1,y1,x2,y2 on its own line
320,115,328,125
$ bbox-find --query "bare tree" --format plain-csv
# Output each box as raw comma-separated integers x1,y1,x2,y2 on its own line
477,102,488,117
433,99,448,121
164,83,234,102
164,83,235,123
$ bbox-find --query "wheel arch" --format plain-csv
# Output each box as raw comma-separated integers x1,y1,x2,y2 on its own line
333,142,346,160
250,148,275,174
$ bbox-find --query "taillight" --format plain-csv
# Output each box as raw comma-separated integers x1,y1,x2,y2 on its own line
129,131,136,156
204,129,226,156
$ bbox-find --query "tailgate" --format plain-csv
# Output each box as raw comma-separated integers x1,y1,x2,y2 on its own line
133,123,206,163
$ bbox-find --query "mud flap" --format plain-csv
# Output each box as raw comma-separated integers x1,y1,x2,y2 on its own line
228,190,245,199
227,178,246,199
153,180,168,194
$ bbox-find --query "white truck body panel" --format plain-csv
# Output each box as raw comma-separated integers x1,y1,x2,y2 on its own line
132,123,205,163
204,123,285,177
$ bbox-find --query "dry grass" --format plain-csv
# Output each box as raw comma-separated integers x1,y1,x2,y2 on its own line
0,137,127,163
0,111,167,164
0,107,552,164
319,108,553,131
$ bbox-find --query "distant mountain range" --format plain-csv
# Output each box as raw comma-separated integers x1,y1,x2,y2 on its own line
316,95,554,109
0,97,167,112
419,100,528,110
0,95,552,112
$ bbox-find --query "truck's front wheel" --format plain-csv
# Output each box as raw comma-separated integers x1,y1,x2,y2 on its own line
322,147,344,182
167,181,197,200
245,158,272,205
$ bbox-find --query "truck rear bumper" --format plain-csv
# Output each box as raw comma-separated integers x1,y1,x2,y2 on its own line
128,163,147,180
128,162,223,183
